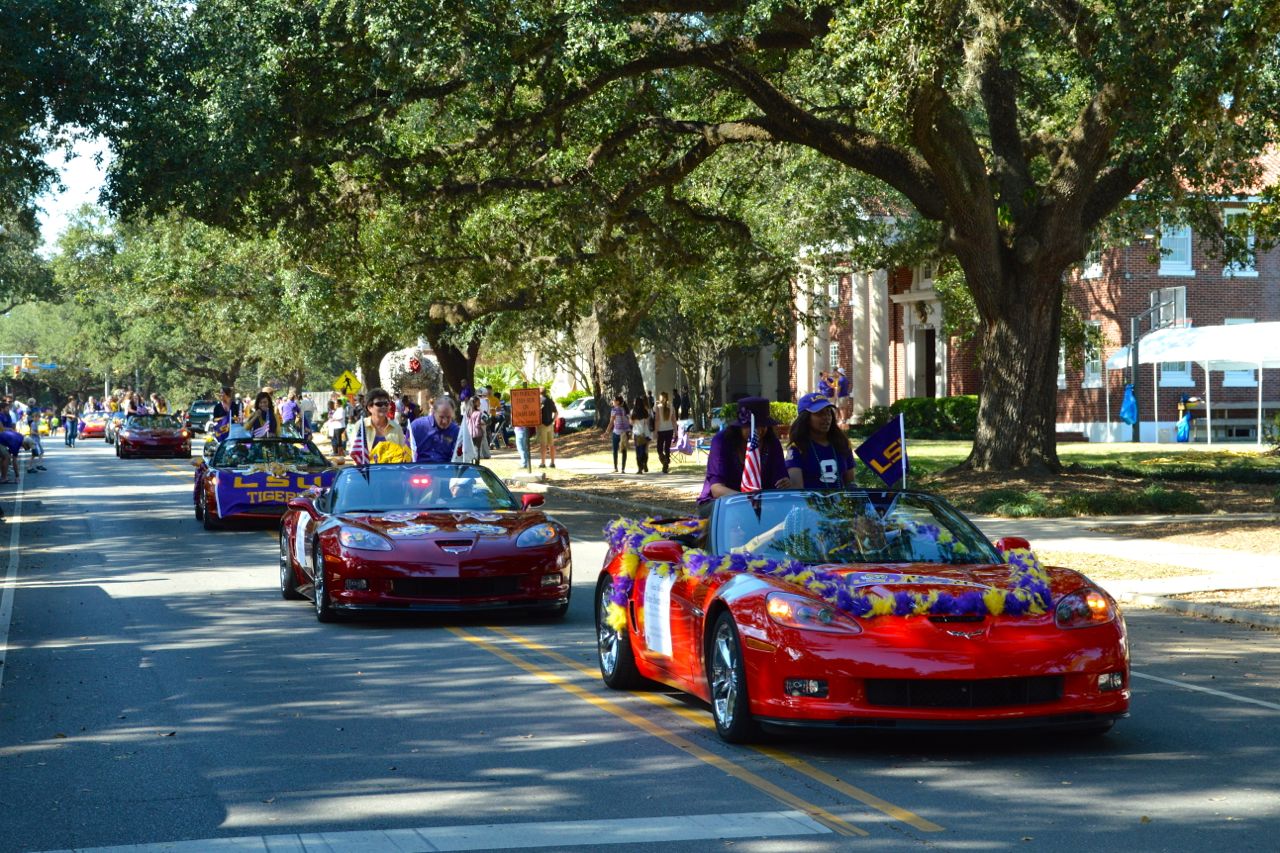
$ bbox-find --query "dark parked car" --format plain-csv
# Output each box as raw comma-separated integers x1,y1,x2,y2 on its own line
185,399,217,434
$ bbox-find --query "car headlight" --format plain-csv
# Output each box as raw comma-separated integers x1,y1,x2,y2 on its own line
516,523,559,548
766,592,861,634
338,526,393,551
1055,588,1116,629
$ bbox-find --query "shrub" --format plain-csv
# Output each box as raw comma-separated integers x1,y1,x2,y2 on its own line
886,395,979,438
969,488,1051,517
857,405,893,429
717,401,798,427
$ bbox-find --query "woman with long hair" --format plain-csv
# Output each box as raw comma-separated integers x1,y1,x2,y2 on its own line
243,391,280,437
607,395,631,473
786,393,856,491
629,395,652,474
696,397,790,516
653,391,675,474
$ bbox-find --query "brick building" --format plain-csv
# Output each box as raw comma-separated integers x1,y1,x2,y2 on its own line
1059,216,1280,442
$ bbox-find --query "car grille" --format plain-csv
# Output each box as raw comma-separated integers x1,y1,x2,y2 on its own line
389,576,522,599
865,676,1063,709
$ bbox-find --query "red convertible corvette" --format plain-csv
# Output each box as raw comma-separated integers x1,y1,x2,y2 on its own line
115,414,191,458
278,463,572,622
596,490,1129,742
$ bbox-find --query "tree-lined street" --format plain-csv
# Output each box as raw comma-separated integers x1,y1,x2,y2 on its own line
1,444,1277,852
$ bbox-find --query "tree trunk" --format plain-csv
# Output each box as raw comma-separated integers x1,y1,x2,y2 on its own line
584,306,646,425
963,269,1063,473
422,322,481,397
356,346,384,395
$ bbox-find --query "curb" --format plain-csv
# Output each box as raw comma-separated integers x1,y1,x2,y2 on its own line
1114,592,1280,630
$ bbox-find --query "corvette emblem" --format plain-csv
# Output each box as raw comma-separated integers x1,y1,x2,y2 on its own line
945,629,985,639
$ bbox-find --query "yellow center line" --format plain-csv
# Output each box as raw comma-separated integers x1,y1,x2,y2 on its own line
446,626,865,838
486,625,944,834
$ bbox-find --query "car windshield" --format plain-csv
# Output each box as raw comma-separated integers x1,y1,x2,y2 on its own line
213,439,329,468
189,402,215,416
329,464,517,513
712,491,1001,566
84,412,107,422
124,415,183,430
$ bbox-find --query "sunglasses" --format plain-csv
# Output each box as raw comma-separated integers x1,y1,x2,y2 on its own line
371,401,390,408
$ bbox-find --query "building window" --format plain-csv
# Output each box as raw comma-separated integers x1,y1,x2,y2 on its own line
1057,344,1066,390
1082,246,1102,279
828,275,842,308
913,262,937,290
828,342,840,372
1223,318,1257,386
1223,209,1258,277
1151,287,1192,386
1159,223,1195,276
1082,322,1103,388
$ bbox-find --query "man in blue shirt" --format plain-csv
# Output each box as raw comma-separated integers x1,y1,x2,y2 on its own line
409,398,461,463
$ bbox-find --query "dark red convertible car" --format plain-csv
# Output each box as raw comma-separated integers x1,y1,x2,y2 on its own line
596,490,1129,742
115,414,191,458
278,463,571,622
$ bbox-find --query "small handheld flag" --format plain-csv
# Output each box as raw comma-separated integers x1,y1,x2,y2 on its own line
349,416,368,466
855,413,907,488
408,416,419,462
740,413,763,493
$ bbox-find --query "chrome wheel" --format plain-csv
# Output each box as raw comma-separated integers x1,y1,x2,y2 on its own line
313,544,336,622
598,583,619,676
710,620,740,729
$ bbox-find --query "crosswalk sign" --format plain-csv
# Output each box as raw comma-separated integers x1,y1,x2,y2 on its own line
332,370,362,395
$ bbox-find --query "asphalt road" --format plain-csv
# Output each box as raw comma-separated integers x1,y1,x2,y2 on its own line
1,442,1277,852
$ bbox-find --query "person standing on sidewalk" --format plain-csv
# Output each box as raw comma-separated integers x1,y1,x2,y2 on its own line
24,398,45,471
607,395,631,473
654,391,675,474
538,388,557,468
630,395,652,474
62,395,80,446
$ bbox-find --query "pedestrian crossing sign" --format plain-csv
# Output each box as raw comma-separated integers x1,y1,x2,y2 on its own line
332,370,362,396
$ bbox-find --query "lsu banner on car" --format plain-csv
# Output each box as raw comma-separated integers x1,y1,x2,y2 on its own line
215,469,337,517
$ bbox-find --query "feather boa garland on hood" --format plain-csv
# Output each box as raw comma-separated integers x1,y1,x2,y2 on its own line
602,517,1054,632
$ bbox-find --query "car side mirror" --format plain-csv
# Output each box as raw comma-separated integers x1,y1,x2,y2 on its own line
288,497,321,519
640,540,684,563
521,493,545,510
994,536,1031,552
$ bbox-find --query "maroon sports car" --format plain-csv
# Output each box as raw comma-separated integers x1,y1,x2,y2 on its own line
116,414,191,458
279,463,572,622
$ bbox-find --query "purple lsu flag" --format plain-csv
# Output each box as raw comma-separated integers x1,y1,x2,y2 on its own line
214,469,337,518
855,413,907,488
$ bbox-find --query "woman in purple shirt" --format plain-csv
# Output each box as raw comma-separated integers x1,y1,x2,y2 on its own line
696,397,790,515
786,392,857,491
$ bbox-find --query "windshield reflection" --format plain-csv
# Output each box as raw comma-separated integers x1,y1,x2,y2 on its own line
713,491,1000,565
330,464,517,513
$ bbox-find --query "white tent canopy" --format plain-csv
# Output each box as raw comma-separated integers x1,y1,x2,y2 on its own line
1104,321,1280,443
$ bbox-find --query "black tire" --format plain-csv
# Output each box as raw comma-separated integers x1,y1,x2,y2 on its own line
708,611,761,743
279,528,304,600
194,486,204,521
595,573,643,688
200,490,220,530
312,541,338,623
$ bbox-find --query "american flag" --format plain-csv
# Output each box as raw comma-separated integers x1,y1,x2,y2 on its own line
741,413,762,493
253,423,270,438
349,416,368,466
408,415,418,462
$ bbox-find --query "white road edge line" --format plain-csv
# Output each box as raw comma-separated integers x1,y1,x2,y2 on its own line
34,809,830,852
1132,670,1280,712
0,473,25,700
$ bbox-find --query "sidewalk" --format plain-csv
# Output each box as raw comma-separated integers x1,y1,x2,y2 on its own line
511,451,1280,628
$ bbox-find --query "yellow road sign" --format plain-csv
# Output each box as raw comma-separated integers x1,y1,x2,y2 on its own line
332,370,362,396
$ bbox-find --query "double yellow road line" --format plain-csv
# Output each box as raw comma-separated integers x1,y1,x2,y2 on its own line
450,625,945,840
